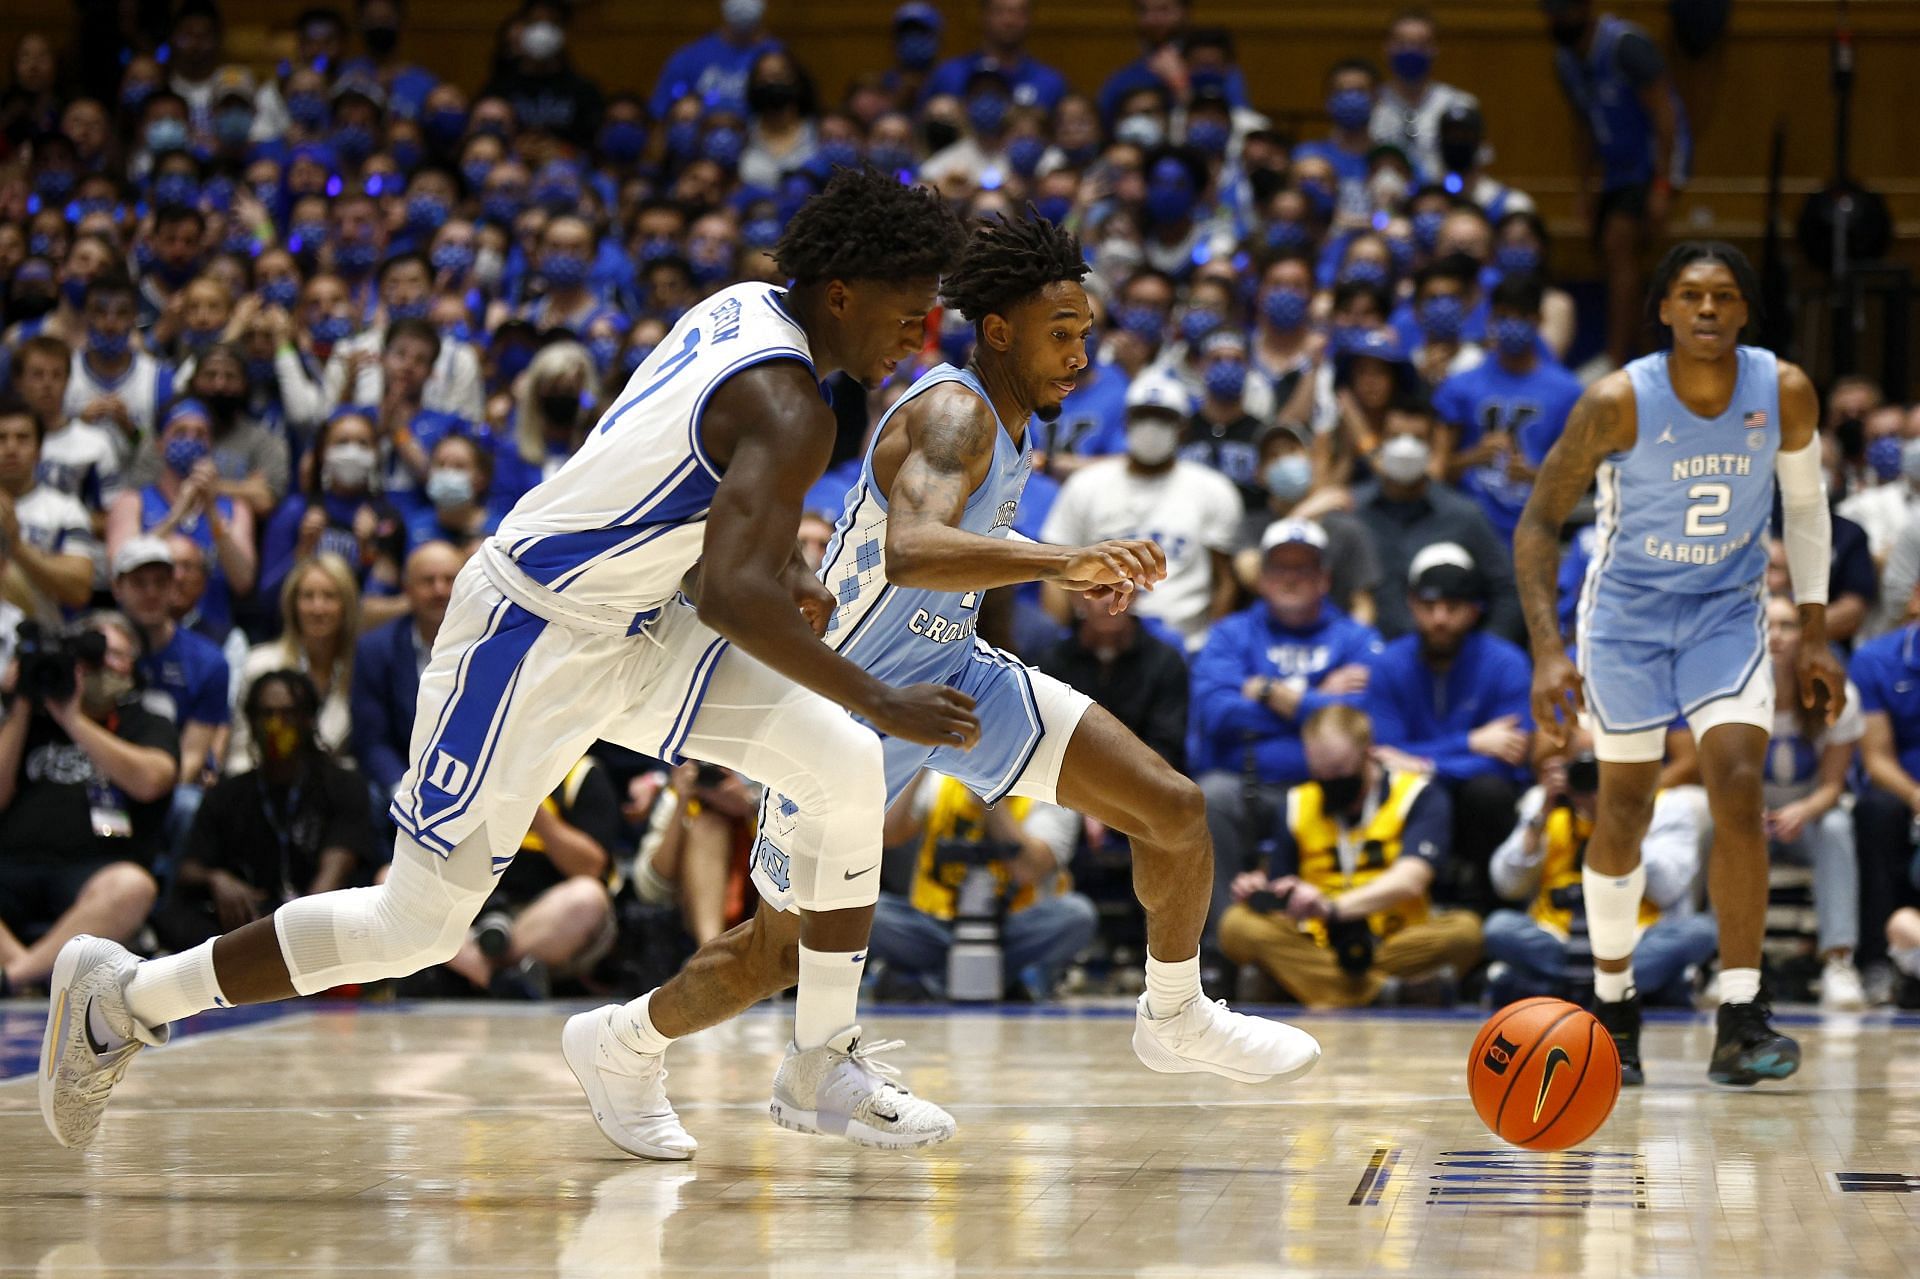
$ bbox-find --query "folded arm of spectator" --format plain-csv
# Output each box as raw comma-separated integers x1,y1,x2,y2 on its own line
1489,785,1549,903
1641,788,1706,911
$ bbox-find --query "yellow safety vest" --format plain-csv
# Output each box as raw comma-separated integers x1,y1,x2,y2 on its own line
908,778,1070,921
1290,771,1432,943
1528,803,1661,940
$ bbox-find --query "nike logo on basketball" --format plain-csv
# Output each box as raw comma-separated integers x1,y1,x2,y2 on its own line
1532,1046,1572,1122
844,866,877,880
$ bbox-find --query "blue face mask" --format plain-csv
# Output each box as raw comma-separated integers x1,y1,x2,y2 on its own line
1496,243,1542,277
533,177,577,211
60,276,89,309
71,195,118,223
390,140,423,172
1145,180,1196,228
494,344,534,387
461,159,494,191
896,28,939,69
1204,358,1248,403
1298,181,1335,218
1264,220,1312,253
388,297,431,322
1385,236,1416,275
88,326,131,358
701,127,745,168
310,314,355,345
156,255,200,288
214,106,253,146
1186,120,1231,157
638,235,680,264
481,192,524,226
1419,294,1466,343
153,173,199,210
425,107,468,149
1869,434,1905,483
290,220,330,253
1005,135,1046,178
622,343,654,377
1340,259,1391,290
222,227,257,256
36,169,75,203
868,142,914,176
1412,209,1445,251
1389,48,1433,82
164,435,210,475
431,242,475,277
1330,323,1369,354
470,117,511,142
817,138,862,172
1180,307,1222,346
1265,454,1313,501
742,217,782,249
585,334,621,370
540,252,591,289
598,119,647,164
966,93,1009,136
1261,286,1309,331
182,325,221,353
1035,194,1072,226
1114,304,1165,343
121,82,156,115
1491,316,1536,359
666,119,700,159
1327,87,1374,132
145,117,189,154
287,93,329,131
260,277,300,309
29,233,55,257
406,194,450,231
246,356,276,385
333,239,379,277
331,124,377,163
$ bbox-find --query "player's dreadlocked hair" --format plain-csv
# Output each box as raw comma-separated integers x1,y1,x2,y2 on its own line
1646,240,1764,347
941,209,1090,328
772,167,966,286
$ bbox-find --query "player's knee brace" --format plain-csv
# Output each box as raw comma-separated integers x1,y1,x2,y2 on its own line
273,839,490,994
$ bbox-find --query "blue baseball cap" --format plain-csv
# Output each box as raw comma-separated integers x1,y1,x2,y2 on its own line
894,2,943,32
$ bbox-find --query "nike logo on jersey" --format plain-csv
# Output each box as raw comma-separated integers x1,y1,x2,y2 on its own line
1532,1046,1572,1122
844,866,877,880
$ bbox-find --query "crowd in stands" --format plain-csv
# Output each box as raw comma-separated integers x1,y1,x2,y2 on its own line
0,0,1912,1012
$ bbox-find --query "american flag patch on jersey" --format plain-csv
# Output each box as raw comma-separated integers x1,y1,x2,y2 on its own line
1744,410,1768,428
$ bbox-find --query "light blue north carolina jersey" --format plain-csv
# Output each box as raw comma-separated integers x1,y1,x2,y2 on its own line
819,363,1032,687
492,283,813,617
1587,345,1779,598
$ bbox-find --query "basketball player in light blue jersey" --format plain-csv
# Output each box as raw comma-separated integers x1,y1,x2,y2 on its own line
40,170,986,1154
567,213,1323,1160
1516,242,1844,1086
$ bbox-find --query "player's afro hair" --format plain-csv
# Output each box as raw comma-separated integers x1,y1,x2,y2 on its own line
940,209,1090,327
772,167,966,287
1647,240,1764,346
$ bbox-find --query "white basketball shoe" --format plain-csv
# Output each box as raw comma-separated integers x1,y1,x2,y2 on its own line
1131,993,1321,1084
562,1005,697,1160
40,935,169,1149
769,1025,956,1150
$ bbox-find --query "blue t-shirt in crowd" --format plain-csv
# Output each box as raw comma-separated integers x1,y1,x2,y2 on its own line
924,52,1070,110
649,31,782,117
137,625,231,728
1188,599,1383,783
1031,362,1130,460
1433,355,1583,540
1365,628,1535,785
1851,626,1920,781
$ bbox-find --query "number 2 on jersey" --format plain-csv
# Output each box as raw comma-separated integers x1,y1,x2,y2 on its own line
1684,482,1731,537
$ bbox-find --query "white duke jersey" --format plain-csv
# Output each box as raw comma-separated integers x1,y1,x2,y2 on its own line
492,283,814,617
64,350,173,461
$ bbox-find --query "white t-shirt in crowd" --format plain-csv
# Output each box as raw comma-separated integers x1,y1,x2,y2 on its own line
1765,677,1864,808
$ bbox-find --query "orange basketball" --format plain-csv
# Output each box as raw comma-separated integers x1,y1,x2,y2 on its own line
1467,997,1621,1151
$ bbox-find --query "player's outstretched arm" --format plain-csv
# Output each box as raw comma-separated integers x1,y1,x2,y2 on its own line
695,364,979,749
1513,372,1636,746
883,386,1164,594
1777,359,1845,719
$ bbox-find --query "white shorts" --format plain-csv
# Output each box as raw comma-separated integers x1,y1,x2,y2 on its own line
391,552,888,906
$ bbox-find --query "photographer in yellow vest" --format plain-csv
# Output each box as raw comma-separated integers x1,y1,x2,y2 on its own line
1217,704,1483,1008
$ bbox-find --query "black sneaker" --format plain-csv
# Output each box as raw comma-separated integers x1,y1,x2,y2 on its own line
1709,999,1800,1086
1592,994,1644,1086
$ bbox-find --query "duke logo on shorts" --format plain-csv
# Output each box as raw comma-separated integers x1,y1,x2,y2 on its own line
1576,346,1779,748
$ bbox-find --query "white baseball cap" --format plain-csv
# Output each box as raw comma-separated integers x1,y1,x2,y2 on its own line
1125,370,1191,417
1259,518,1330,557
112,535,174,578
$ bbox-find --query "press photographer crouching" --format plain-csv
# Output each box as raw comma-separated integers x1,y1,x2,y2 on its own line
0,613,177,995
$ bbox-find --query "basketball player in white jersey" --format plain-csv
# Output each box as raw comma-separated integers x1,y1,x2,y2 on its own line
40,169,990,1152
566,213,1322,1160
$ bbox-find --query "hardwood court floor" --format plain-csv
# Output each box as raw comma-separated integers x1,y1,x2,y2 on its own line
2,999,1919,1278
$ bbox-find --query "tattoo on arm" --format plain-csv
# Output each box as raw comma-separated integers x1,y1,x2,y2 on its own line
890,401,994,530
1514,385,1623,652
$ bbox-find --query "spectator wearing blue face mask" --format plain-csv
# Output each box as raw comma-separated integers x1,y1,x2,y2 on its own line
1293,60,1382,219
1491,210,1576,361
1432,275,1582,543
1405,254,1486,388
1368,9,1479,183
1252,251,1336,432
919,66,1022,189
324,253,485,424
64,274,175,463
922,0,1070,112
1181,328,1264,511
1136,146,1235,279
1096,0,1249,128
520,217,618,337
106,399,257,640
1233,421,1380,626
648,0,782,122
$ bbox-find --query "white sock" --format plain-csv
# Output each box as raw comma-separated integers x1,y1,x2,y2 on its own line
1719,966,1761,1005
1584,863,1644,1001
124,940,230,1029
1145,953,1202,1019
611,990,674,1056
795,944,866,1050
